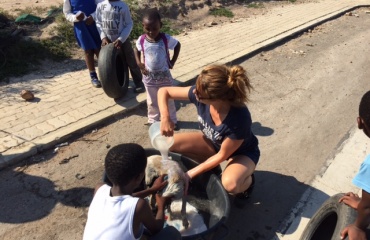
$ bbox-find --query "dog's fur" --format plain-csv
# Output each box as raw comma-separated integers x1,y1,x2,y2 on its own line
145,155,189,229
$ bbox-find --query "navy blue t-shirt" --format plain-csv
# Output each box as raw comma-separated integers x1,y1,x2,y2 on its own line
188,86,259,157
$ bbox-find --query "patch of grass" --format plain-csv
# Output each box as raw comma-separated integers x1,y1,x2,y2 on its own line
210,7,234,18
1,3,181,82
0,7,76,82
245,3,264,8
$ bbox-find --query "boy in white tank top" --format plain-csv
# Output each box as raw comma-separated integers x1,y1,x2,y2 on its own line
83,143,181,240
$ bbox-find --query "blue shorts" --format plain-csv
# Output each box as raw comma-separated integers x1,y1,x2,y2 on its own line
212,144,260,165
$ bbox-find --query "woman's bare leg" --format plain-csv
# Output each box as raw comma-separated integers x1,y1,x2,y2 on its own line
170,132,216,163
221,156,256,194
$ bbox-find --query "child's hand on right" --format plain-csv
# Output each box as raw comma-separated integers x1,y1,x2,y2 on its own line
138,63,148,76
85,16,94,25
113,40,122,49
339,192,361,210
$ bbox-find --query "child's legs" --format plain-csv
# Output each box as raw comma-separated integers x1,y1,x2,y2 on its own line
170,132,216,163
84,49,96,72
148,226,181,240
121,39,142,85
94,48,100,59
221,155,256,194
145,85,160,123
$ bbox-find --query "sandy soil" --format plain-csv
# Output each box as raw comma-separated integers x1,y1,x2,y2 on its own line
1,6,370,240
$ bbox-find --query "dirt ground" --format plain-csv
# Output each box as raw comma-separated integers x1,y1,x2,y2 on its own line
1,2,370,240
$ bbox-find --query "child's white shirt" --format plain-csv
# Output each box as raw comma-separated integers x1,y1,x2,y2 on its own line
83,184,143,240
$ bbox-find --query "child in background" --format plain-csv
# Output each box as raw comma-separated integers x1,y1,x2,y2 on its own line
95,0,145,93
83,143,181,240
339,90,370,240
134,8,181,129
63,0,102,88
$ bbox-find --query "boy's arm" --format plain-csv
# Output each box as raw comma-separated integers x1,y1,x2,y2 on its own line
94,4,108,42
133,175,168,198
340,190,370,240
170,42,181,68
134,198,166,235
354,190,370,230
117,3,133,43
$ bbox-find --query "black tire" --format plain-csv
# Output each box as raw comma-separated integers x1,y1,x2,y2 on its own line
98,43,129,99
299,193,357,240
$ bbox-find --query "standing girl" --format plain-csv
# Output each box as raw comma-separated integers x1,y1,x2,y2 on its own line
158,64,260,208
63,0,102,88
134,9,181,129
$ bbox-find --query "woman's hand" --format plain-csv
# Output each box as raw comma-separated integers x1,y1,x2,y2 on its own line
339,192,361,210
160,118,174,137
150,175,168,193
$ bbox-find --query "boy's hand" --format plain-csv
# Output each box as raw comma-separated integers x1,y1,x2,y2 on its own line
339,192,361,210
138,62,149,76
340,224,367,240
76,12,85,21
101,38,110,46
151,175,168,193
113,40,122,49
85,16,94,25
155,193,171,211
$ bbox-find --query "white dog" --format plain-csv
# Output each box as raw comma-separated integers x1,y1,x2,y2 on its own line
145,155,189,229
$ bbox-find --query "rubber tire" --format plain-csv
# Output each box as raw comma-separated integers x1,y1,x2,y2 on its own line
299,193,357,240
98,43,129,99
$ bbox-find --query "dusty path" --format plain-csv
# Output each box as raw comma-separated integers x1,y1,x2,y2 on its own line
1,8,369,240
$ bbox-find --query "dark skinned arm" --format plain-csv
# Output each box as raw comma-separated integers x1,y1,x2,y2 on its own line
132,175,168,199
341,190,370,240
170,42,181,68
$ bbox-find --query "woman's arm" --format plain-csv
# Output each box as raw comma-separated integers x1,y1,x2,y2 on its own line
187,137,243,179
158,86,191,136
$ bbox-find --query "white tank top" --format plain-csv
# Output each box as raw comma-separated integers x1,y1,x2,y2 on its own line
83,184,144,240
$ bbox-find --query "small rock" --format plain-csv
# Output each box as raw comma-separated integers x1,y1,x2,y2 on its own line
210,21,218,26
106,144,111,149
75,173,85,180
20,90,34,101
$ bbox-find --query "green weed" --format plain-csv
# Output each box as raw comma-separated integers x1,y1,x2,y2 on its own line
246,3,264,8
209,7,234,18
